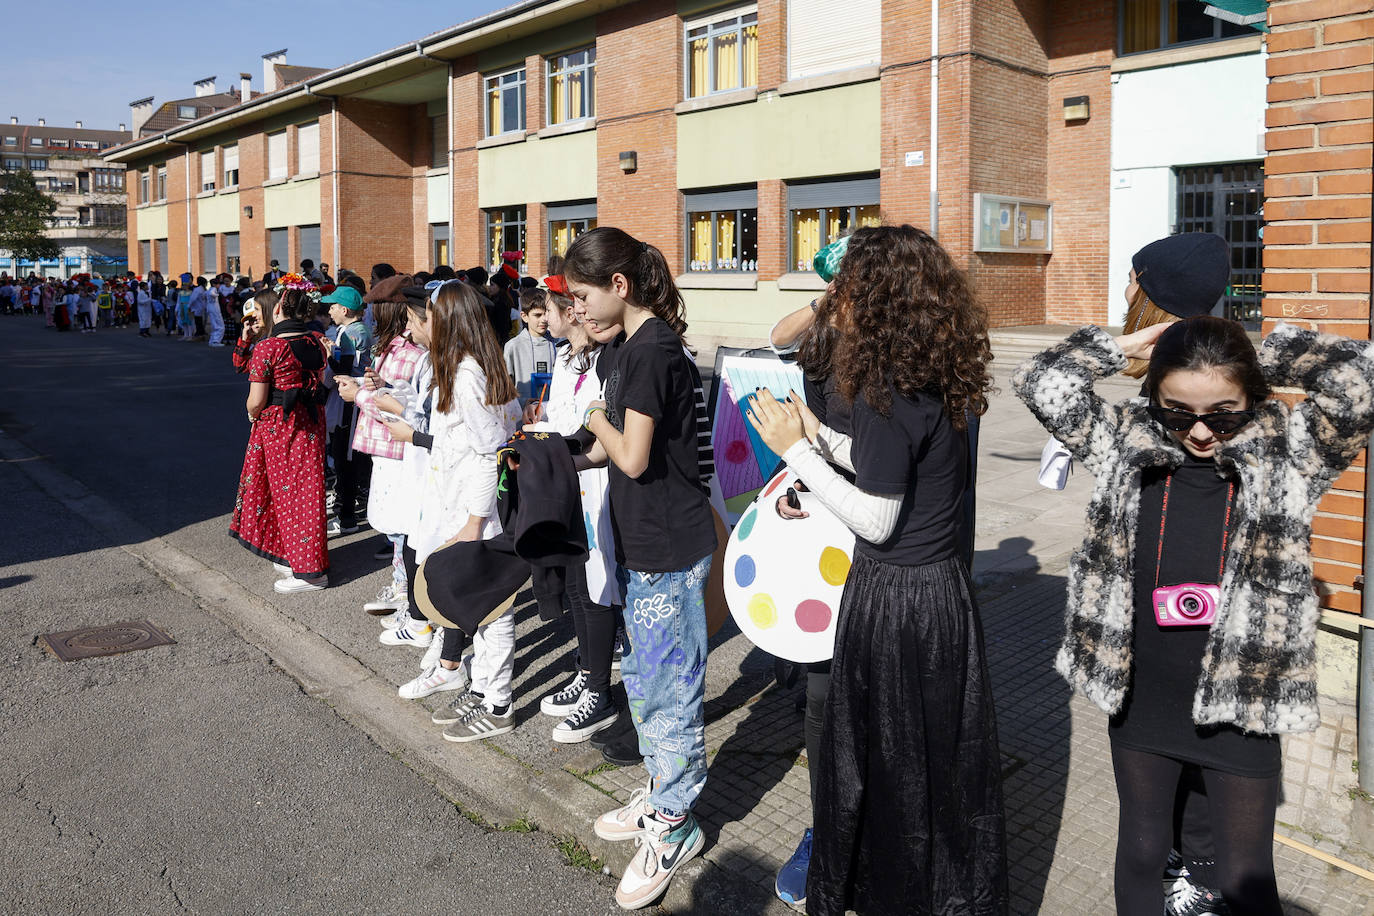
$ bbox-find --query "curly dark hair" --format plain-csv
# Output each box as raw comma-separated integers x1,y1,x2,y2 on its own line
827,225,992,429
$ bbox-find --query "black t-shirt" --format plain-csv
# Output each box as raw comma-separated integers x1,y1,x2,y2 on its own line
602,318,717,573
1111,455,1280,775
803,373,855,483
850,388,965,566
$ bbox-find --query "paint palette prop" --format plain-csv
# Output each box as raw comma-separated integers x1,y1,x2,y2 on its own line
724,469,854,663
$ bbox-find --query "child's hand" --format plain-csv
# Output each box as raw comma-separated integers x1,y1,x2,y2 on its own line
745,388,806,456
336,376,360,402
1117,320,1173,361
789,389,820,442
380,413,414,443
522,402,544,426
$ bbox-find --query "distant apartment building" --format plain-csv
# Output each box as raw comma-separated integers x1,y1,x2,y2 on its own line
1,118,131,278
104,1,1271,349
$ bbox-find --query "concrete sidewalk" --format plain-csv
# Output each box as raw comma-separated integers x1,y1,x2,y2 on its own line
9,322,1373,914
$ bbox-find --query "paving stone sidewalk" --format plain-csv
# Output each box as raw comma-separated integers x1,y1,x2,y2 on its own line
215,344,1374,913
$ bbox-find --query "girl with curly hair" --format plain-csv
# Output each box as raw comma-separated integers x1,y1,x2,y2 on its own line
748,224,1007,915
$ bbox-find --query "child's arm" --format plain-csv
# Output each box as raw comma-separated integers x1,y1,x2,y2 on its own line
585,403,653,479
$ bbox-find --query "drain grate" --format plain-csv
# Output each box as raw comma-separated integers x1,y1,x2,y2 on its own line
40,620,175,662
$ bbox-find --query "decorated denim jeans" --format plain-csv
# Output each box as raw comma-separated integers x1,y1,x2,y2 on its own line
619,552,712,817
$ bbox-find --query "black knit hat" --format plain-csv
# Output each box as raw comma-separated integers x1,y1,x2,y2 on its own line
1131,233,1230,318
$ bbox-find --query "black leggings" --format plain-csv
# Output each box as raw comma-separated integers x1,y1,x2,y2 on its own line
567,564,616,695
1111,743,1281,916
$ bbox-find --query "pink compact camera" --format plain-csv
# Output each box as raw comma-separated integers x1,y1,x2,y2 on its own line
1152,584,1220,627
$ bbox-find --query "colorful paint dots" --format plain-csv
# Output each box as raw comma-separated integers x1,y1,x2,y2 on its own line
737,507,758,541
795,599,832,633
763,473,789,498
734,555,756,588
818,546,851,586
748,593,778,629
725,440,749,464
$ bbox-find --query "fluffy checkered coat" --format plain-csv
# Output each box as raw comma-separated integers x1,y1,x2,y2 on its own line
1012,324,1374,735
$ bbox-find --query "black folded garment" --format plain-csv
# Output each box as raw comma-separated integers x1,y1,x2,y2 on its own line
416,432,590,635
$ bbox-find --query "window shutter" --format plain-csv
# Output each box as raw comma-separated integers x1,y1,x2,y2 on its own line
297,123,320,175
267,132,287,179
223,145,239,173
787,0,880,80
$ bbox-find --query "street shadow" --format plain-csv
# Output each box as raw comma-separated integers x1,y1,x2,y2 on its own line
0,575,33,589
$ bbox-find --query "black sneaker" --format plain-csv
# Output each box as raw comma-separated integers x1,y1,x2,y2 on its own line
540,670,587,718
600,730,644,767
552,689,618,744
1167,880,1229,916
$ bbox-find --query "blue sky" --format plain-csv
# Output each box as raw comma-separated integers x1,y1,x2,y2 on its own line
0,0,500,131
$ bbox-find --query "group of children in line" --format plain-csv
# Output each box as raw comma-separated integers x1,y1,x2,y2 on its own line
219,220,1362,916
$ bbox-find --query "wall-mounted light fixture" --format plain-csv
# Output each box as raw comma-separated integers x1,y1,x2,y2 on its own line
618,151,637,173
1062,96,1090,123
243,205,253,218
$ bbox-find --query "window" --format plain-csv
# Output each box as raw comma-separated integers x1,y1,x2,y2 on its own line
200,150,216,192
93,168,123,191
77,207,90,225
224,232,241,274
685,188,757,271
2,136,15,147
269,228,288,267
28,158,48,171
46,177,76,192
201,235,216,274
29,137,42,147
299,225,321,268
156,166,167,202
1119,0,1256,55
74,140,98,150
548,203,597,259
93,206,123,227
430,114,447,169
297,122,320,175
222,144,239,188
139,240,151,271
486,207,527,274
267,131,287,180
787,176,880,271
548,47,595,124
1175,161,1263,327
155,239,168,272
788,0,880,80
685,6,758,98
177,105,197,120
139,170,149,204
2,158,22,170
432,224,450,268
484,67,527,137
48,138,69,148
973,194,1053,253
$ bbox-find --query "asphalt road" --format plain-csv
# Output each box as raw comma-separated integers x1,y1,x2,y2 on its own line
0,316,622,915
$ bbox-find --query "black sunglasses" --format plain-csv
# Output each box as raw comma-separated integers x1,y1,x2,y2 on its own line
1147,404,1255,435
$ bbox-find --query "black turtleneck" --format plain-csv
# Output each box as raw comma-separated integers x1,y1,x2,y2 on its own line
1111,453,1280,775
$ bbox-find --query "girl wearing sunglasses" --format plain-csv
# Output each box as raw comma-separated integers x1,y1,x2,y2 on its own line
1014,314,1374,916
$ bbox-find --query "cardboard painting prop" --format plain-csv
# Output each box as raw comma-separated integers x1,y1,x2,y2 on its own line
724,468,855,663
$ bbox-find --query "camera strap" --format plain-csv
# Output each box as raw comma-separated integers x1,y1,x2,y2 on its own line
1154,473,1234,590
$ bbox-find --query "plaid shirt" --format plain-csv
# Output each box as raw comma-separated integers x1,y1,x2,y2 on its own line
353,337,426,460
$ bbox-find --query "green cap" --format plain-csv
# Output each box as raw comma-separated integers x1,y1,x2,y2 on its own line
812,235,850,283
320,285,363,312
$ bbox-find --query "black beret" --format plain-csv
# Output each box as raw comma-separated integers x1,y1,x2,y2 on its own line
1131,233,1230,318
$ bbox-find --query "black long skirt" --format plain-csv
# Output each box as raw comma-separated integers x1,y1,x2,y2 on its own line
807,552,1008,915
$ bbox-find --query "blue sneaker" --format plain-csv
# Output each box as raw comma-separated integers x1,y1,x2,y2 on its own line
775,827,812,906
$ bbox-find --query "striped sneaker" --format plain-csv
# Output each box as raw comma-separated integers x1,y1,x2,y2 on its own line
398,664,469,700
379,620,433,648
442,701,513,743
431,689,485,726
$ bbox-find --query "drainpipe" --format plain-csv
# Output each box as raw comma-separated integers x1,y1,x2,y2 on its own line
331,99,340,270
1361,207,1374,793
929,0,939,238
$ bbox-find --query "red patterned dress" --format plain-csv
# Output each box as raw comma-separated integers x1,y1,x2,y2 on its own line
229,333,330,577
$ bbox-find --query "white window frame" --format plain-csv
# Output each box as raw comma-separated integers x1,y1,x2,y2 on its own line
139,171,149,204
156,166,167,202
267,131,287,181
222,144,239,189
177,105,197,120
547,46,596,125
683,5,759,99
971,193,1054,254
200,150,216,192
484,65,527,137
296,122,320,176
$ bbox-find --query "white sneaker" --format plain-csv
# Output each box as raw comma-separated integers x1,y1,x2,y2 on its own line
273,574,328,594
364,583,408,614
379,607,411,630
272,562,292,575
615,812,705,910
399,664,469,699
594,781,655,842
379,620,433,648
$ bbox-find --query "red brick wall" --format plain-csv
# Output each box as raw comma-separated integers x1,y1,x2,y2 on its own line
1044,0,1114,326
334,98,427,274
1263,0,1374,613
452,58,484,271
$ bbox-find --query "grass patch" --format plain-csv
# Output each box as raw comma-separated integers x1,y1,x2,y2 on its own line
585,761,619,777
501,816,537,833
556,834,604,874
453,801,490,829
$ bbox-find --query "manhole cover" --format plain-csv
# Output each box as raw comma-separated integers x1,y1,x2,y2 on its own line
40,620,175,662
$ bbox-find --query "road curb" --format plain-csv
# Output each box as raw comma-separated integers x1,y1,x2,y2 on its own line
0,429,779,913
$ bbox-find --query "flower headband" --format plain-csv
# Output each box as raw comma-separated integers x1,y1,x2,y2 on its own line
273,272,321,301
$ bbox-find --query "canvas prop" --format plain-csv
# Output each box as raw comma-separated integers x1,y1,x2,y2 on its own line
724,469,854,663
711,355,805,517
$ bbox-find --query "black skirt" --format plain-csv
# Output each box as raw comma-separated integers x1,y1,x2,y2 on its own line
807,553,1009,916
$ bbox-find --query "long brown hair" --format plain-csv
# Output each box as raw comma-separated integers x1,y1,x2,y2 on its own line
429,281,517,412
372,299,411,357
829,225,992,429
563,226,688,341
250,289,278,338
1122,283,1174,379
